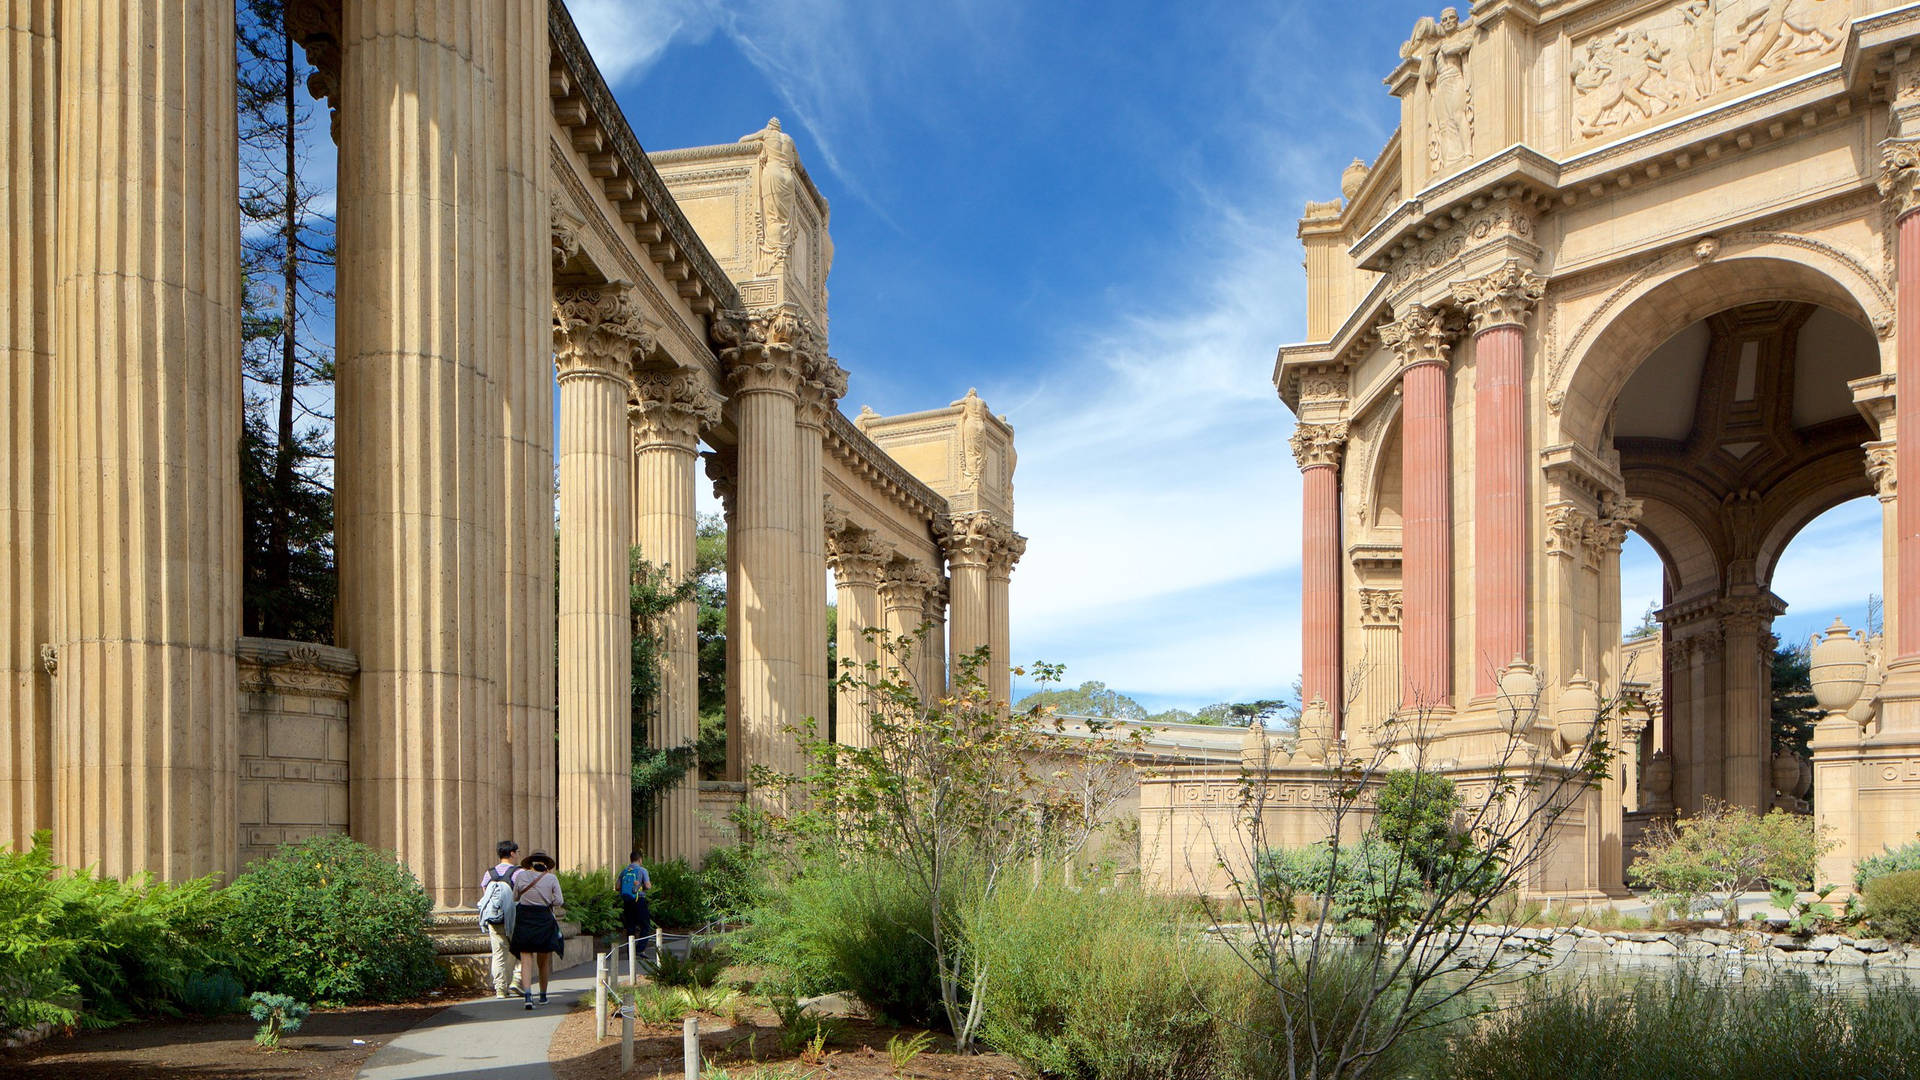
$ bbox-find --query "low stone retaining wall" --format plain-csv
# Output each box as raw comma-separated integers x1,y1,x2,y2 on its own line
1460,924,1920,970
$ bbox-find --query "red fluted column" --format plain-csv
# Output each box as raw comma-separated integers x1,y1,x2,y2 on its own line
1385,306,1455,711
1899,207,1920,663
1455,263,1543,696
1292,423,1347,731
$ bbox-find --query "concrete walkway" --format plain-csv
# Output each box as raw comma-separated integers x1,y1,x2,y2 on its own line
357,963,597,1080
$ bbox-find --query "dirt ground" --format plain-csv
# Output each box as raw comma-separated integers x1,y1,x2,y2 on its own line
0,991,483,1079
549,1000,1028,1080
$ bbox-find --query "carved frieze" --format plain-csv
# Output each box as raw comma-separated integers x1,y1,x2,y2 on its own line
1452,260,1545,333
1290,422,1349,472
1388,201,1535,287
1569,0,1847,143
630,368,722,448
553,283,650,382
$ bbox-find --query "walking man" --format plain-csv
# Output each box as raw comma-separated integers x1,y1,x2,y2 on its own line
619,849,653,944
478,840,521,999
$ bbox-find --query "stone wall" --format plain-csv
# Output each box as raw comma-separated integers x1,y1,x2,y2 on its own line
236,637,357,871
697,781,747,858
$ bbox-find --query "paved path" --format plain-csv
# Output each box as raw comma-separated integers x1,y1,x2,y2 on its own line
357,962,597,1080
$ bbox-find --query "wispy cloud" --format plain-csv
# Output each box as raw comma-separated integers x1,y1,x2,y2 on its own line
568,0,722,85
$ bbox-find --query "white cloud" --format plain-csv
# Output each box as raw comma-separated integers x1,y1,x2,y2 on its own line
569,0,722,85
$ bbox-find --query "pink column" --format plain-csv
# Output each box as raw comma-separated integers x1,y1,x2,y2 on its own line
1474,323,1526,694
1900,210,1920,661
1295,426,1344,731
1402,355,1453,710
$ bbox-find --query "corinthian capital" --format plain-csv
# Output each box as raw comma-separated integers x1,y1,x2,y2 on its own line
1867,440,1897,501
630,368,722,449
714,305,821,396
1379,304,1453,370
1358,587,1402,627
1880,139,1920,220
1451,260,1545,333
942,511,1013,568
797,355,850,428
554,283,650,382
880,558,937,608
826,521,891,586
1290,422,1349,471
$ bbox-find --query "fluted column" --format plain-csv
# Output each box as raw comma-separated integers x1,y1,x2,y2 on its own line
944,514,996,690
2,1,58,852
796,360,845,736
1719,594,1778,811
498,3,556,857
1886,144,1920,667
52,0,240,881
1382,306,1455,712
1454,263,1542,695
630,370,719,863
1292,423,1347,730
703,452,742,781
553,285,645,873
1353,588,1403,753
881,560,936,694
987,533,1025,705
716,308,814,780
922,578,950,699
826,516,887,746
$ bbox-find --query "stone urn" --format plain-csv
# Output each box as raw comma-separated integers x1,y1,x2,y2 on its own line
1771,749,1801,796
1808,618,1868,716
1239,722,1272,771
1848,636,1884,732
1643,749,1674,811
1495,656,1541,737
1340,158,1369,201
1555,673,1601,753
1295,697,1332,764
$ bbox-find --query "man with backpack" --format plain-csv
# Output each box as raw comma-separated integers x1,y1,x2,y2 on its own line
619,849,653,944
477,840,521,999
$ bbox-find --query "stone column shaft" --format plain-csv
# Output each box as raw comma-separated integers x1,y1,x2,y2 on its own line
796,410,830,736
53,0,241,880
988,568,1013,705
1401,358,1453,709
1721,613,1768,811
922,583,949,700
1353,589,1402,752
1474,324,1527,692
882,568,933,694
948,560,990,685
2,0,58,851
631,373,717,864
336,2,504,905
829,540,884,747
1901,208,1920,662
494,2,555,857
1297,450,1342,724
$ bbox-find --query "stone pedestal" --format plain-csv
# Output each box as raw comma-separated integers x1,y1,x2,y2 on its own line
630,371,719,864
53,0,241,882
553,286,645,873
1,1,58,852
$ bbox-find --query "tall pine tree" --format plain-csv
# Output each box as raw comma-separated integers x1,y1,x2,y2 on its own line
237,0,337,641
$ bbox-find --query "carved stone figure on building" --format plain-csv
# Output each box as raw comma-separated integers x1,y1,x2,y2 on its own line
741,117,799,279
957,388,988,492
1407,8,1474,171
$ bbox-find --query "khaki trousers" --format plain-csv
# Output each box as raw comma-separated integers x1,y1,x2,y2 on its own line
486,923,517,995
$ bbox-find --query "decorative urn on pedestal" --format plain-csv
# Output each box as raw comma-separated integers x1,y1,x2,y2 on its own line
1555,673,1601,755
1295,697,1332,765
1808,618,1868,723
1496,656,1541,737
1643,749,1674,812
1240,721,1272,772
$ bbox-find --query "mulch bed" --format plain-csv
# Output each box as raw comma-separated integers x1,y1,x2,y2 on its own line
549,1001,1027,1080
0,990,486,1079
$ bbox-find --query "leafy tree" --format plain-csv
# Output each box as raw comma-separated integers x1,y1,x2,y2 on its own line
236,0,336,642
1193,699,1294,728
1771,642,1819,760
630,550,701,833
1625,602,1659,641
1374,770,1465,886
1014,680,1149,720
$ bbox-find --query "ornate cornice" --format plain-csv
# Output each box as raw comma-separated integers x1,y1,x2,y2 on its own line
630,368,721,449
713,306,818,397
1290,422,1349,471
553,283,649,383
1379,304,1454,371
1880,139,1920,221
1451,259,1544,334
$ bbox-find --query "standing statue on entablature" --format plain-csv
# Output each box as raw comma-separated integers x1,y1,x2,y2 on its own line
1405,7,1474,172
741,117,798,279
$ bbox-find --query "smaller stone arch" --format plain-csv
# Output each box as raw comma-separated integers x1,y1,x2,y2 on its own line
1553,240,1887,449
1752,455,1878,589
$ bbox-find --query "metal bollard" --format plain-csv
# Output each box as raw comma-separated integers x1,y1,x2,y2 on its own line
682,1015,700,1079
595,952,608,1040
621,1012,634,1073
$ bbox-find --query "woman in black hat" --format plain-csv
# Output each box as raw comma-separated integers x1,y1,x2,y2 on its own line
508,851,566,1008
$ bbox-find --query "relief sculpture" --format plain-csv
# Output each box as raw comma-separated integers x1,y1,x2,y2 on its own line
1405,7,1475,172
1571,0,1848,140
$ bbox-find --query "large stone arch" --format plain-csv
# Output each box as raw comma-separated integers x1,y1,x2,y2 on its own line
1553,242,1888,451
1628,491,1720,606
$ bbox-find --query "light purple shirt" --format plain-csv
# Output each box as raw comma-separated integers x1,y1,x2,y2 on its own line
511,868,564,907
479,860,518,898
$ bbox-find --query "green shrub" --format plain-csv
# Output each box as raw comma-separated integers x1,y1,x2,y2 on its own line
556,868,623,939
247,991,308,1048
1376,770,1463,881
1440,973,1920,1080
1856,836,1920,890
218,835,439,1005
652,942,728,989
698,843,770,924
647,858,706,929
736,855,945,1027
1863,869,1920,942
1628,801,1832,925
0,831,229,1031
178,971,246,1016
974,879,1232,1080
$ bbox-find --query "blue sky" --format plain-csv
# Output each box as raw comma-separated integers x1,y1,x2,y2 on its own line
561,0,1884,712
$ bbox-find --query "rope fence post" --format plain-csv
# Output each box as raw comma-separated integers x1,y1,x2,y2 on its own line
627,934,636,988
621,1010,635,1073
595,951,609,1040
655,926,665,962
683,1015,700,1079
